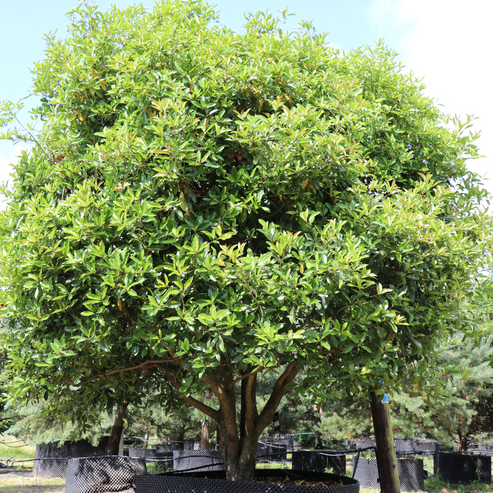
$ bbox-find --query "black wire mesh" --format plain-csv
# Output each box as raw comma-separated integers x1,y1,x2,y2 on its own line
135,469,360,493
292,451,346,475
65,456,146,493
34,439,109,478
352,457,424,492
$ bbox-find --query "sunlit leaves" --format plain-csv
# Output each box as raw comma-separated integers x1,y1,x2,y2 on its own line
0,0,491,421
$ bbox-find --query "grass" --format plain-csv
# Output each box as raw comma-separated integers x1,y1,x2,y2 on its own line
0,436,36,470
0,473,64,493
423,476,493,493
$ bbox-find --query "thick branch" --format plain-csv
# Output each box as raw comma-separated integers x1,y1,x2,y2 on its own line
160,367,221,422
78,359,176,387
244,372,258,436
254,362,300,437
240,366,258,442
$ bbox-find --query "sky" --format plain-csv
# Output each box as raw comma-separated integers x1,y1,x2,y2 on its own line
1,0,492,207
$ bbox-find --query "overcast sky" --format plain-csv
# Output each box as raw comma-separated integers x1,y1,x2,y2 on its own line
1,0,492,208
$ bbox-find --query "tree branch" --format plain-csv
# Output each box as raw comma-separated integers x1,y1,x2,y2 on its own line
80,359,177,386
254,362,300,437
159,366,221,421
244,372,258,436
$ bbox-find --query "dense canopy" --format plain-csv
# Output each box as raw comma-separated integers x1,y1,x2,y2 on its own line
0,0,491,480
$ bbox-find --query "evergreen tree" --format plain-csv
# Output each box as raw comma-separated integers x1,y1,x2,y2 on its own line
317,335,493,450
1,0,491,480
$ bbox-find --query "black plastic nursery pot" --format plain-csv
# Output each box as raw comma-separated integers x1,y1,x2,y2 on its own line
34,438,109,478
173,450,224,471
352,457,423,492
129,448,173,474
135,469,360,493
292,451,346,475
65,456,146,493
438,452,491,484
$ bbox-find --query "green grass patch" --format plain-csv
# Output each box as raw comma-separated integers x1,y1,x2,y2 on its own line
0,474,64,493
0,435,36,470
256,462,291,470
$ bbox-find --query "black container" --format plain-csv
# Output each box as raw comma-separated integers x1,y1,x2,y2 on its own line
394,439,414,454
256,441,288,462
438,452,491,484
135,469,360,493
173,450,224,471
352,457,423,492
65,456,146,493
34,438,109,478
292,451,346,475
412,439,439,454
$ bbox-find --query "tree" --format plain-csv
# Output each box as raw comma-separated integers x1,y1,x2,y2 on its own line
4,399,114,446
317,335,493,451
0,0,491,481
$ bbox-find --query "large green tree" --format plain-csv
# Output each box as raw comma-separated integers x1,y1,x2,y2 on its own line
0,1,491,480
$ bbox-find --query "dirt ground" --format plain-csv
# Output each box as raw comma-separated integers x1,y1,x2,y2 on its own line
0,471,64,493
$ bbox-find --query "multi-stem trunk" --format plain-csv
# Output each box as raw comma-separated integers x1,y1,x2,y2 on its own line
166,360,299,482
215,363,300,481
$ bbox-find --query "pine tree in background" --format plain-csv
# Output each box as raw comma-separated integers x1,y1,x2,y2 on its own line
316,335,493,451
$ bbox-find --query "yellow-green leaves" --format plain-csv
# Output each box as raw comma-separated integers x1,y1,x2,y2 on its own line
1,0,491,425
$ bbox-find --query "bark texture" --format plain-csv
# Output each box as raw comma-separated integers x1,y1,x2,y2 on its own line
370,391,400,493
162,360,299,481
106,403,127,455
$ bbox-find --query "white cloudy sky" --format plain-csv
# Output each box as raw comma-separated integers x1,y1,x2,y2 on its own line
374,0,493,197
0,0,492,207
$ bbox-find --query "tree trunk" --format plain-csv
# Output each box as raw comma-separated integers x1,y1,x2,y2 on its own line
218,418,258,481
106,403,127,455
201,418,209,451
215,363,299,481
370,391,400,493
165,361,299,481
459,433,468,452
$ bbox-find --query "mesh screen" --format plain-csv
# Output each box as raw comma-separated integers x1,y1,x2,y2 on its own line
172,451,224,471
34,440,109,478
135,469,360,493
352,457,424,492
65,456,146,493
34,457,68,479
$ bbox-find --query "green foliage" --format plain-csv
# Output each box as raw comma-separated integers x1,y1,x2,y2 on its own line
125,398,207,443
317,335,493,450
472,276,493,334
4,400,114,446
392,334,493,449
316,403,374,442
0,0,491,475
